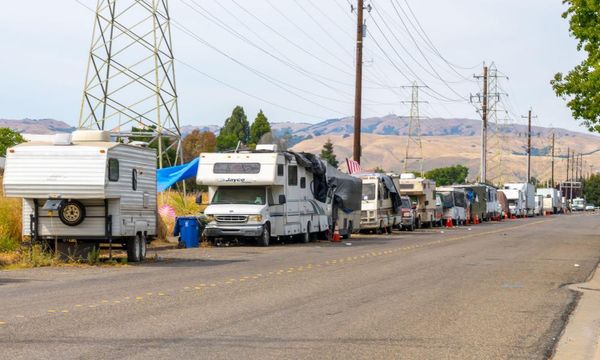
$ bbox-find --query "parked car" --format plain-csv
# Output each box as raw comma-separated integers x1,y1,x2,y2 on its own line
585,204,595,211
399,196,416,231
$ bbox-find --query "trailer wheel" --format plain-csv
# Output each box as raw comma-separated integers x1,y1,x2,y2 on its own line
343,222,352,239
126,235,142,263
301,222,311,243
258,225,270,247
58,200,86,227
139,234,147,261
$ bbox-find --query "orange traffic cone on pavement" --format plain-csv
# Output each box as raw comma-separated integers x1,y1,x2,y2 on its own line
474,214,480,225
445,217,453,228
504,213,509,220
332,224,341,242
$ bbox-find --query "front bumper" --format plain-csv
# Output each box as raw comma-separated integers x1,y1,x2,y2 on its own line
204,224,263,238
400,218,414,226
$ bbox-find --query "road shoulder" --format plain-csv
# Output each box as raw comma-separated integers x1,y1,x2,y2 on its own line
553,263,600,360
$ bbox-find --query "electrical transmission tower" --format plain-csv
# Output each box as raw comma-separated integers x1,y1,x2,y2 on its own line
78,0,182,168
402,82,428,176
486,64,508,186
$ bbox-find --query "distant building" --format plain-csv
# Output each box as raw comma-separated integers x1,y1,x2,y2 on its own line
559,181,582,200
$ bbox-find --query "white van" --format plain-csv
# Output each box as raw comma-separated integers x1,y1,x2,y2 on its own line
354,173,402,233
436,187,467,225
197,145,329,246
3,130,156,262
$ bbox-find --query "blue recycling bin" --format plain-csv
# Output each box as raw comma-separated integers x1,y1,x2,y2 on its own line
174,216,202,248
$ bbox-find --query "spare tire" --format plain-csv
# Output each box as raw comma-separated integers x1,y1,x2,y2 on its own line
58,200,86,226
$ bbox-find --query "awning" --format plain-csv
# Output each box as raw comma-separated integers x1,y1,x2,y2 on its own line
157,158,199,192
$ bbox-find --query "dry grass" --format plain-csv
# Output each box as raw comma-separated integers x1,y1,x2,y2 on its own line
157,191,206,240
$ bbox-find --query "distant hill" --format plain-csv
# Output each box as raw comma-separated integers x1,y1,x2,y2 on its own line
0,119,75,134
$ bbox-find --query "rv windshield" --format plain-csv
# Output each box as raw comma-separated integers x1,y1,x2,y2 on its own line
212,186,266,205
439,192,454,208
362,183,376,200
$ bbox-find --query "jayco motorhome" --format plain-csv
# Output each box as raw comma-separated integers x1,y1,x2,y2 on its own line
197,145,330,246
3,130,157,262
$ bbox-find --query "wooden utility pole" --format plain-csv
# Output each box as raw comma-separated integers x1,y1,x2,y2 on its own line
521,109,537,183
481,66,489,183
353,0,364,164
551,132,555,187
566,147,570,182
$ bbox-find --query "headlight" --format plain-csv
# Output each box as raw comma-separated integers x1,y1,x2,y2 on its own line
248,215,263,223
205,214,215,223
403,211,411,217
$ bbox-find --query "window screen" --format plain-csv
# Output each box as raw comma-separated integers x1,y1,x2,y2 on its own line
213,162,261,174
277,164,284,176
288,166,298,186
108,158,119,182
300,177,306,189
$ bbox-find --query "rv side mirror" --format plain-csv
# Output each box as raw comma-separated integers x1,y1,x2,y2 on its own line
278,194,287,205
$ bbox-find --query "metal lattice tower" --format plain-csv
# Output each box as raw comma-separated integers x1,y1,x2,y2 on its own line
78,0,182,168
486,64,508,186
403,82,426,176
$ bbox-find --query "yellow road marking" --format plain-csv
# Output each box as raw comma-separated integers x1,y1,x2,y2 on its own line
61,310,69,313
47,310,56,313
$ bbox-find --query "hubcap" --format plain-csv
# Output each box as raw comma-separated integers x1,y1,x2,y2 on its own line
62,204,81,222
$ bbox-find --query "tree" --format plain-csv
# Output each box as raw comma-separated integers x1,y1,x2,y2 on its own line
0,128,25,157
373,166,386,173
583,174,600,205
249,110,271,145
320,138,339,167
182,130,217,162
424,165,469,186
216,106,249,150
551,1,600,132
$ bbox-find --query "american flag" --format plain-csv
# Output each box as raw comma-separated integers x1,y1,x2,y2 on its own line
346,158,362,174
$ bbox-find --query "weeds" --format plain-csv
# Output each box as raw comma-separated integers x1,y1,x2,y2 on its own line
86,246,101,265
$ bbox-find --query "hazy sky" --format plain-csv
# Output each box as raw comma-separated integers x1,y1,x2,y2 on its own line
0,0,588,132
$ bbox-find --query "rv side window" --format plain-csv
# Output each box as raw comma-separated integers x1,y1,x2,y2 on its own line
132,169,138,191
277,164,284,176
288,166,298,186
108,158,119,182
300,177,306,189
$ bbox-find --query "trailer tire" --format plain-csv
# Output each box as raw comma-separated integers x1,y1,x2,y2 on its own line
301,222,311,243
127,235,142,263
343,222,352,239
139,234,147,261
258,225,270,247
58,200,86,227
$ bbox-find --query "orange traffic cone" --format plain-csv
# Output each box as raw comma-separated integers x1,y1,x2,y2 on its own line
445,218,453,228
474,214,480,225
332,224,341,242
504,213,509,220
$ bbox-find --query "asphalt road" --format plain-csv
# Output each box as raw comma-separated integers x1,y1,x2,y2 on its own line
1,213,600,359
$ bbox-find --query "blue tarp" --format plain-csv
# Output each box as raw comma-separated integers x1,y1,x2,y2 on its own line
157,158,199,192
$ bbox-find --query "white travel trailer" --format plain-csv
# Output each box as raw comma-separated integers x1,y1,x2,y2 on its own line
536,188,561,214
499,189,525,217
354,173,402,233
483,185,500,220
392,173,438,228
3,130,157,262
436,186,467,225
197,145,329,246
504,183,536,216
534,194,544,216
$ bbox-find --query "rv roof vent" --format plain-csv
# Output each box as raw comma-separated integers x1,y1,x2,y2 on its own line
53,133,72,146
129,141,149,148
256,144,278,152
71,130,110,143
400,173,416,179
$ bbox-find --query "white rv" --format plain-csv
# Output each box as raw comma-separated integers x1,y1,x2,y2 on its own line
536,188,561,214
392,173,438,228
534,194,544,216
499,189,524,217
504,183,536,216
196,145,329,246
3,130,157,262
436,186,467,225
483,185,500,220
354,173,402,233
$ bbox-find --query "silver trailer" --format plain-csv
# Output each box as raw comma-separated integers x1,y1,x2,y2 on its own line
3,130,157,262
